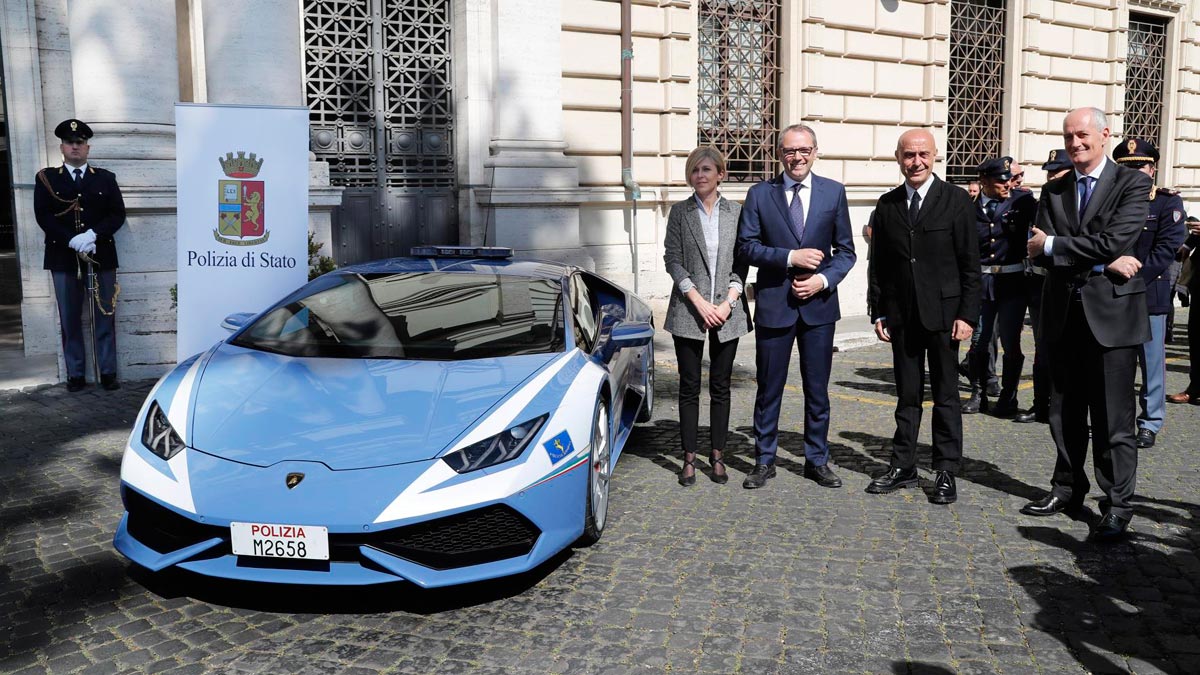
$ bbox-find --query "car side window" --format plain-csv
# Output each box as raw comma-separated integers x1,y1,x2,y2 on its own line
569,274,598,352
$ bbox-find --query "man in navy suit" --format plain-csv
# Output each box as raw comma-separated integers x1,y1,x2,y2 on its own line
736,123,857,489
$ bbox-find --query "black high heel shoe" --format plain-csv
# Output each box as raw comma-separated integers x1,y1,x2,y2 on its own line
679,452,697,487
709,450,729,485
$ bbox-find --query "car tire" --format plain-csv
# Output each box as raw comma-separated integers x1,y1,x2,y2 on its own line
578,396,611,546
635,340,654,423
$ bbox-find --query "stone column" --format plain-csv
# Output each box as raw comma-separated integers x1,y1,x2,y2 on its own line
199,0,341,277
482,0,590,267
200,0,303,106
67,0,179,161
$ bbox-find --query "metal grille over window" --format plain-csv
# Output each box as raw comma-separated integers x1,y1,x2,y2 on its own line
697,0,782,183
1125,14,1167,145
302,0,457,265
946,0,1007,184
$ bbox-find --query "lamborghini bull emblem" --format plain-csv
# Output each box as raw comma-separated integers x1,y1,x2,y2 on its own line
285,472,305,490
215,151,269,247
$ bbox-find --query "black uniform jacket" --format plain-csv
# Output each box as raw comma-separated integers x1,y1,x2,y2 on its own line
1132,186,1186,314
33,164,126,272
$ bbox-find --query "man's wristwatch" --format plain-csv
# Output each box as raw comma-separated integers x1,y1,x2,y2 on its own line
728,296,739,310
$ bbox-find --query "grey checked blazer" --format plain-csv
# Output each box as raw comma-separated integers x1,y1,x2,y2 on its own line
663,196,752,342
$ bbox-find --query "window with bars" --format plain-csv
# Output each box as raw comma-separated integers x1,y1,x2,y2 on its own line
697,0,782,183
1125,14,1167,146
946,0,1007,184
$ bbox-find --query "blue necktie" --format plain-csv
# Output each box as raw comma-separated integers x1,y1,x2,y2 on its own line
73,168,82,189
1077,176,1095,216
789,184,806,242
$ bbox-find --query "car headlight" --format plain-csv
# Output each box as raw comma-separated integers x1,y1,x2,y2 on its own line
142,401,186,461
442,414,548,474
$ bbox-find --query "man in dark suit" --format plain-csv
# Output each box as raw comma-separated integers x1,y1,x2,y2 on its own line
736,123,857,489
866,128,980,505
33,119,127,391
1020,107,1153,542
1110,138,1187,449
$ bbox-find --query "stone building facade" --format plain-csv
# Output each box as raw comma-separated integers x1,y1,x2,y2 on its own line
2,0,1197,382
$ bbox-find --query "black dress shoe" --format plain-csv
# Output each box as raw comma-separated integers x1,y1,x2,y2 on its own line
986,381,1001,398
1019,494,1082,517
1136,428,1156,448
962,393,982,414
928,470,956,505
708,451,729,485
991,399,1019,418
742,463,776,489
865,466,918,494
803,462,842,488
100,373,120,391
1091,513,1130,542
1013,408,1048,424
66,377,86,392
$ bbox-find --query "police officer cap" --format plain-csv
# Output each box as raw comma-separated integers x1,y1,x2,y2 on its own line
1113,137,1159,165
1041,149,1073,172
976,156,1013,181
53,118,93,142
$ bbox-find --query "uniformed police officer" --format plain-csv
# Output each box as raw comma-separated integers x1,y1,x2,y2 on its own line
963,156,1037,416
1110,138,1187,448
33,119,127,391
1014,149,1075,424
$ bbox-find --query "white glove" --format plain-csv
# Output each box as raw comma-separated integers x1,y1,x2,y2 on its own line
82,242,97,255
68,229,97,251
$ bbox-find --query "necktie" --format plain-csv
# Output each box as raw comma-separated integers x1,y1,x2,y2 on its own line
985,200,997,220
908,190,921,228
789,184,806,242
1077,175,1095,216
73,168,82,189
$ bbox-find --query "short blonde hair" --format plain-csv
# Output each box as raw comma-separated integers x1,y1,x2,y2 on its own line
685,146,727,187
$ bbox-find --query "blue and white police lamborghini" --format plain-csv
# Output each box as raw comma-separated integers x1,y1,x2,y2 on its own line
114,247,655,587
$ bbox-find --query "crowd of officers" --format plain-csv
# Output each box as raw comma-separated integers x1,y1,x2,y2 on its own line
954,138,1193,449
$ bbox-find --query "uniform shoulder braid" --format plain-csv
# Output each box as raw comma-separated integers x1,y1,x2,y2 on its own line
1151,185,1179,199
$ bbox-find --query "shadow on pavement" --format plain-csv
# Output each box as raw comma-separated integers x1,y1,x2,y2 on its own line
1010,524,1200,675
892,662,957,675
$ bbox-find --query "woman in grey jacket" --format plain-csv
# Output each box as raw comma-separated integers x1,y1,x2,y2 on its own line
663,146,752,485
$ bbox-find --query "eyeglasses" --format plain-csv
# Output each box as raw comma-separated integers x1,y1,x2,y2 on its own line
780,147,815,158
1010,172,1024,181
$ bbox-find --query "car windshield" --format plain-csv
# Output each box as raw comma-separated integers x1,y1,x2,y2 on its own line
231,271,565,360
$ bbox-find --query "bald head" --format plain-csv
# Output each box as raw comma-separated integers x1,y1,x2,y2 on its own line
895,129,938,188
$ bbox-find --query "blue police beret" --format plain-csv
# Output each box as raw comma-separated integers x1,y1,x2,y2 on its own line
1113,137,1159,165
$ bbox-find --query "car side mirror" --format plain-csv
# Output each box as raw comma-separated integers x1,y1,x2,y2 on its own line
220,312,255,333
599,320,654,360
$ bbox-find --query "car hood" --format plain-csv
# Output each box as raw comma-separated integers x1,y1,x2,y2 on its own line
188,344,558,470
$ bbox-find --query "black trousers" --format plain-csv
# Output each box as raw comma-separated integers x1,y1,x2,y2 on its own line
1189,298,1200,394
1047,299,1139,519
1026,273,1050,411
673,333,739,455
889,323,963,472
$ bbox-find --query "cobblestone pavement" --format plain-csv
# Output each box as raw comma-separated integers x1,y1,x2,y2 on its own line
2,312,1199,675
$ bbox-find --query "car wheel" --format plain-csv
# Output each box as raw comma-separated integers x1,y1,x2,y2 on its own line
635,340,654,423
578,397,611,546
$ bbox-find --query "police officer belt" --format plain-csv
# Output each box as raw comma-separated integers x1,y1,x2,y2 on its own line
1026,265,1048,276
980,264,1025,274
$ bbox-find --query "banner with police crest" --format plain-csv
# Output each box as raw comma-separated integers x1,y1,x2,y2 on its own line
175,104,309,360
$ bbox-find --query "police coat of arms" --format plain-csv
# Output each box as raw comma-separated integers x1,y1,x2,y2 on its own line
215,151,269,246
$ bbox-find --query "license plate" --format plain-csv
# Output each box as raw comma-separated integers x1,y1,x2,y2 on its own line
230,522,329,560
